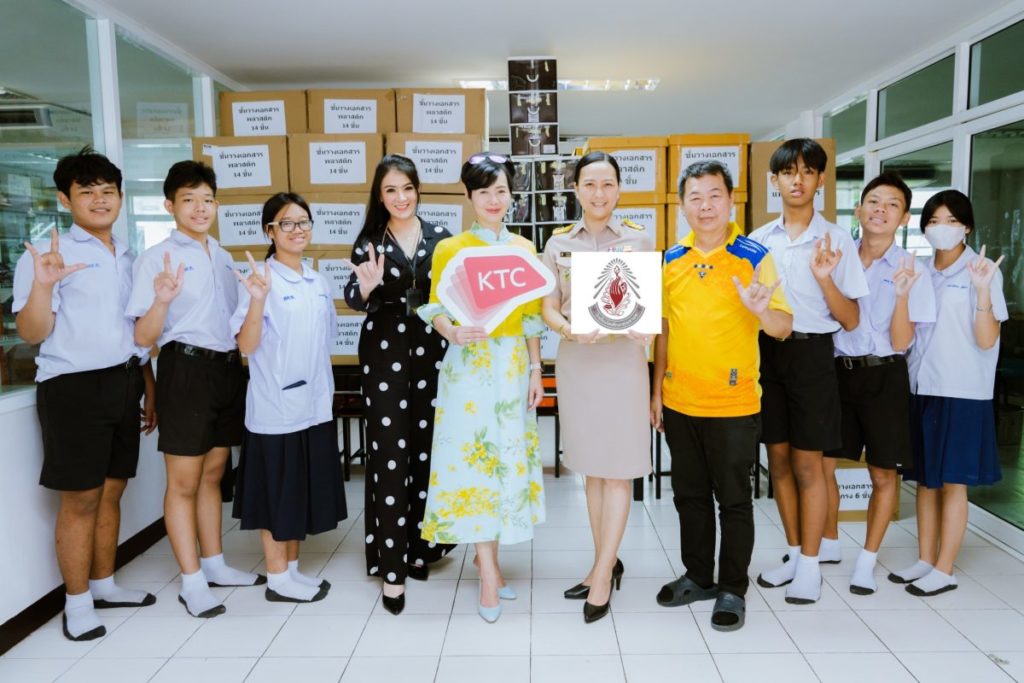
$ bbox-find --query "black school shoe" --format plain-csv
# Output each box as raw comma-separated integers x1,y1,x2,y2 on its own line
94,593,157,609
62,613,106,642
265,584,329,604
177,595,226,618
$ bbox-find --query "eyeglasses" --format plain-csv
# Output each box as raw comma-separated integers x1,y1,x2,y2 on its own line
468,154,508,165
268,219,314,233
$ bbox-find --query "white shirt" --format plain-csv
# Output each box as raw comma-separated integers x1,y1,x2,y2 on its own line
126,230,238,352
833,240,936,357
12,225,144,382
230,257,337,435
909,245,1008,400
748,212,870,333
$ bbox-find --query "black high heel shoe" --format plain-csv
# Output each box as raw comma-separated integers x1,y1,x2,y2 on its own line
583,579,614,623
564,558,624,600
382,589,405,615
407,564,429,581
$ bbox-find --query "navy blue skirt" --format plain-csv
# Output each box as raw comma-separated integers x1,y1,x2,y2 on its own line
905,394,1002,489
233,420,348,541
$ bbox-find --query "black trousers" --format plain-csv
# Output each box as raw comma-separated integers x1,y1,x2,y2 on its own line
664,408,759,598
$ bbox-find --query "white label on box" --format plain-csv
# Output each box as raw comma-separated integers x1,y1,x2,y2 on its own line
317,259,354,300
231,100,287,136
540,326,560,361
405,140,463,184
212,145,272,189
418,203,463,234
136,102,189,138
411,93,466,133
333,315,366,356
835,466,872,512
311,202,365,245
612,149,657,192
309,141,367,185
766,171,824,213
217,203,266,246
324,99,378,133
611,207,658,246
202,143,217,156
676,205,737,241
677,145,742,190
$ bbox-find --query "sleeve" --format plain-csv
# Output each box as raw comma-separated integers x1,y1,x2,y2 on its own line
976,268,1009,323
417,237,455,325
343,241,380,313
540,239,563,302
326,279,339,342
229,280,253,338
12,247,59,314
907,264,936,324
832,230,870,300
125,250,158,319
758,254,792,314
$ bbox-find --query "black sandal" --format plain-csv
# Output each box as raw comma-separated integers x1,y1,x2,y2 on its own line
711,592,745,632
656,576,718,607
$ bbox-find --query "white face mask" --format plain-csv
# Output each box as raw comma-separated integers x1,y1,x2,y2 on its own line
924,223,966,251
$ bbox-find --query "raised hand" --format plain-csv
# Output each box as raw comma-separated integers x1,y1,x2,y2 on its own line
810,232,843,280
235,250,272,301
342,242,386,292
733,262,781,316
153,251,185,304
966,244,1005,291
23,229,86,287
447,325,489,346
892,253,921,298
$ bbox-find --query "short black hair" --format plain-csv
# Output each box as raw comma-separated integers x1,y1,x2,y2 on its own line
574,151,621,185
53,146,123,196
461,152,516,194
769,138,828,174
163,160,217,200
678,160,734,197
859,172,912,210
920,189,974,233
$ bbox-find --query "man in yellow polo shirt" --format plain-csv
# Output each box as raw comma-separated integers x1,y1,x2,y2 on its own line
652,160,792,632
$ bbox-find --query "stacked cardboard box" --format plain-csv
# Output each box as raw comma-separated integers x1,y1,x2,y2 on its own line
666,133,750,244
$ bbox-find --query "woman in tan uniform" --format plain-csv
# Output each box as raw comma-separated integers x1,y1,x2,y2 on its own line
541,151,654,623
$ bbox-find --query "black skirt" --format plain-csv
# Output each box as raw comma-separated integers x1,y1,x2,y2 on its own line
233,420,348,541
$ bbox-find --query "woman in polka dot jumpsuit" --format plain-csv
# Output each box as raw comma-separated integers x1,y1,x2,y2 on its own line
344,155,455,614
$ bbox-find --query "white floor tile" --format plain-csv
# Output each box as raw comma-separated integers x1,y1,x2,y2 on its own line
988,652,1024,682
371,579,457,615
149,657,255,683
612,611,708,654
896,652,1014,682
0,658,73,682
756,576,850,612
614,549,676,578
352,614,448,657
219,585,295,617
3,615,124,659
340,656,437,683
177,615,286,658
825,574,929,611
531,550,594,579
975,574,1024,609
954,547,1024,576
618,525,668,550
298,528,348,553
113,555,182,584
621,654,721,682
291,579,381,616
531,655,625,683
938,609,1024,651
442,613,530,656
805,652,917,683
531,613,619,655
775,610,885,653
856,610,976,652
452,579,531,614
435,655,530,683
244,657,348,683
85,616,200,659
264,615,367,657
529,579,589,614
924,574,1010,610
713,653,817,683
319,552,375,581
58,657,166,683
696,612,798,654
462,550,532,579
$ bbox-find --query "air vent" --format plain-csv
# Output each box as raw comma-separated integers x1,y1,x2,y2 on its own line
0,104,52,129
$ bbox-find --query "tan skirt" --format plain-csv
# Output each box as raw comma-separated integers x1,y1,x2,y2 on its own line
555,338,653,479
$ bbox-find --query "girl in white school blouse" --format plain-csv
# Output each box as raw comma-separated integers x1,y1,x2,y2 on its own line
231,192,347,603
890,189,1005,597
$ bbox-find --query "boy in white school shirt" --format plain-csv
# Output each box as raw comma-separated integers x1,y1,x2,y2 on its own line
14,148,157,641
127,161,262,619
748,139,869,604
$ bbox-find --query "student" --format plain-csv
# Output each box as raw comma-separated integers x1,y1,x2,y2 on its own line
13,148,157,641
822,173,935,595
127,161,261,619
748,139,869,604
343,155,454,615
889,190,1005,596
231,192,346,603
653,160,792,631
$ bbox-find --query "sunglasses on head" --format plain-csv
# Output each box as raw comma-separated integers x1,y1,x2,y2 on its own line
468,154,508,165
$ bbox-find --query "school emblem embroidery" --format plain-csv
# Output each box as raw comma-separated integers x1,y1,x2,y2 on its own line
587,258,645,330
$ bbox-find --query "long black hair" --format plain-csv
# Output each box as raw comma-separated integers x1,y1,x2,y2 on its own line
261,192,311,259
353,154,421,250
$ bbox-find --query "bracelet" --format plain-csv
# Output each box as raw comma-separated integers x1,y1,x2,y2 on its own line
976,305,993,313
529,362,542,373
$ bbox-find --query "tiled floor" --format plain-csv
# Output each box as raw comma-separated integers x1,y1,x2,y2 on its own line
4,470,1024,682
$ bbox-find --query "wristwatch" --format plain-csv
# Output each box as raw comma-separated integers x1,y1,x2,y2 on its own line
529,362,542,373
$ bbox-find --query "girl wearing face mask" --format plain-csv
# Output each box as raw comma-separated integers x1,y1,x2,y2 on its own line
888,189,1005,597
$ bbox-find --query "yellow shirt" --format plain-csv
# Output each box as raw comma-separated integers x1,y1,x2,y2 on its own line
662,223,791,417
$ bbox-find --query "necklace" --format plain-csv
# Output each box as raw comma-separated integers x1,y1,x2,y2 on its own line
386,221,421,261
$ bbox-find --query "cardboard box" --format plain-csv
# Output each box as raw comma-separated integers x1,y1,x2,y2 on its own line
418,193,474,234
749,138,837,229
395,88,488,135
302,192,367,248
307,89,396,134
835,456,900,523
332,309,366,365
212,195,270,248
385,133,483,194
311,248,354,303
219,90,307,137
668,133,750,195
288,133,383,194
192,136,289,197
586,136,667,204
667,194,747,243
612,204,667,250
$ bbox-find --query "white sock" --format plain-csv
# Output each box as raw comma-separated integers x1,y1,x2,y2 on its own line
179,569,222,617
200,553,260,586
759,545,801,587
268,570,319,601
786,554,822,603
819,537,842,563
89,575,152,606
64,591,103,639
890,559,933,583
288,560,323,587
850,550,878,594
910,568,958,595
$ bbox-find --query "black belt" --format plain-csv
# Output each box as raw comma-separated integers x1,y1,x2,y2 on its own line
77,356,141,375
770,331,834,342
164,341,240,363
836,354,902,370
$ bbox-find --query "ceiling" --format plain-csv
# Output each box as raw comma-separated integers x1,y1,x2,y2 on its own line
37,1,1024,138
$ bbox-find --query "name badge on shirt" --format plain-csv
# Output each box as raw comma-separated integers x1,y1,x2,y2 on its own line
405,288,424,316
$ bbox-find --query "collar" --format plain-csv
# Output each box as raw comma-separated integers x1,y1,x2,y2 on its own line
681,222,742,251
930,244,975,278
170,229,220,250
856,238,902,269
567,219,624,239
766,211,828,242
469,222,512,244
267,255,317,283
70,224,127,256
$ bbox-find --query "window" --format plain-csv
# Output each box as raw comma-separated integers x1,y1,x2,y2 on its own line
970,20,1024,108
877,56,955,139
823,99,867,156
880,141,953,254
835,159,865,237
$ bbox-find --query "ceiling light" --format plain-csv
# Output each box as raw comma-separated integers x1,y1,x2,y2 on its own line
457,79,659,92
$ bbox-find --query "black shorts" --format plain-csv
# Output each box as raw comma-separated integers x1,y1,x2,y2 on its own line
155,344,246,456
758,332,842,452
37,359,145,491
825,355,911,470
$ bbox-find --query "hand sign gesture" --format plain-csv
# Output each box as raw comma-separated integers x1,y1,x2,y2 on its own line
810,232,843,280
342,243,386,292
24,229,86,287
733,262,781,316
892,254,921,298
153,251,185,304
235,250,272,301
967,244,1005,292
